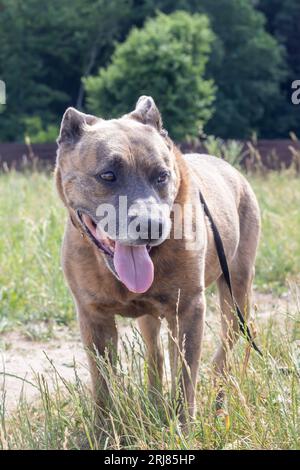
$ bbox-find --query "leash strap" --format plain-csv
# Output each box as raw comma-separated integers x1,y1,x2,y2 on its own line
199,191,263,357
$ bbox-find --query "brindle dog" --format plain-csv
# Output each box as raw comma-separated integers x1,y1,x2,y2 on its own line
55,96,260,422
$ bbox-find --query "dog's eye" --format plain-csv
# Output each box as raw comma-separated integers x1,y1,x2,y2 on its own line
157,171,169,184
98,171,116,182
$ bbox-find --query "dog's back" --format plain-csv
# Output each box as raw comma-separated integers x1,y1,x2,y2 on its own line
184,152,261,285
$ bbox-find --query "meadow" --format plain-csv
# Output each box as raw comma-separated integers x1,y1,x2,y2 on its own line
0,169,299,449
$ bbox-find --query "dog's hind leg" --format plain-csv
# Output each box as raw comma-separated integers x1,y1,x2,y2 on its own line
166,291,206,423
212,265,254,412
212,266,254,378
213,192,260,389
138,314,163,393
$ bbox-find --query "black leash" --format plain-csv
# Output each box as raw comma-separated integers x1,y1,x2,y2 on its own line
199,191,263,357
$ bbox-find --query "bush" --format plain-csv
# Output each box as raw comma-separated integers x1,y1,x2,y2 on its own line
23,116,59,144
196,0,285,139
84,11,215,140
204,136,246,169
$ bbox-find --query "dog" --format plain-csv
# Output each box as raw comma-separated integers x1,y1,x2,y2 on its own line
55,96,260,422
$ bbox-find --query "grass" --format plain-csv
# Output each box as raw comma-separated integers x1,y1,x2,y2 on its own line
1,311,299,450
252,173,300,292
0,169,300,449
0,171,74,331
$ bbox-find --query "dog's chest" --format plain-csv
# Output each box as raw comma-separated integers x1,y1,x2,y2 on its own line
89,282,175,318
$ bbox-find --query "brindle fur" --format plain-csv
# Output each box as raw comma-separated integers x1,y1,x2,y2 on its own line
55,96,260,422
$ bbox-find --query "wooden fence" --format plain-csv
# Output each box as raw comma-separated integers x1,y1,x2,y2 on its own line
0,139,299,171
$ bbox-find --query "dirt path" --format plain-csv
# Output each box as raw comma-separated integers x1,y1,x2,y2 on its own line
0,323,139,413
0,290,298,412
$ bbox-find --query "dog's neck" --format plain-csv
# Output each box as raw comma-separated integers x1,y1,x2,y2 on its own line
173,145,191,208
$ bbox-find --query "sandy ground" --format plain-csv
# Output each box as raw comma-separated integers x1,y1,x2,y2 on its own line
0,290,298,412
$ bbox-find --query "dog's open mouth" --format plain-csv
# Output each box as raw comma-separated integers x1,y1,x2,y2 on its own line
77,210,115,257
77,211,154,294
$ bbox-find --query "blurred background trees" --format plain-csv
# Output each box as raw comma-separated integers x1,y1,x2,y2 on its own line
85,11,215,140
257,0,300,137
0,0,299,142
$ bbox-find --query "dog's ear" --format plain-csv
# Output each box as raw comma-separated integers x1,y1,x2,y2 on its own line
57,107,98,146
130,96,165,133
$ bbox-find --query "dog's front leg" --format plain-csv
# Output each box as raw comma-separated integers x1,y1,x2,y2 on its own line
138,314,163,394
77,304,118,410
167,291,206,423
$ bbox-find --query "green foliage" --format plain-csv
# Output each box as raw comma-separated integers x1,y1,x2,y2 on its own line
0,0,69,140
85,11,215,140
0,0,132,141
23,117,59,144
204,136,246,169
88,0,286,140
84,0,287,140
194,0,285,139
0,0,297,139
258,0,300,137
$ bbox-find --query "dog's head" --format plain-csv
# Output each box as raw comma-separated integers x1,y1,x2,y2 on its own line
56,96,181,293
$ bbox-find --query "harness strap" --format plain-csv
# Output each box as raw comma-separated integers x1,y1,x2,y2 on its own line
199,190,263,357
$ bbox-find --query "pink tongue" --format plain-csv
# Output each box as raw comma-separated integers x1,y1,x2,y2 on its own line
113,242,154,293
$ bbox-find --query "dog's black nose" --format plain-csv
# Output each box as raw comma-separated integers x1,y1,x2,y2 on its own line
131,217,163,242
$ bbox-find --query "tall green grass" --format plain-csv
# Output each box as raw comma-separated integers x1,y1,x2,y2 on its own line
251,172,300,292
0,171,73,330
1,310,299,450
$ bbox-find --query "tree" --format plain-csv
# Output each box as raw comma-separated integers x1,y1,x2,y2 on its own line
0,0,132,141
119,0,286,138
0,0,291,141
84,11,215,140
193,0,285,138
257,0,300,137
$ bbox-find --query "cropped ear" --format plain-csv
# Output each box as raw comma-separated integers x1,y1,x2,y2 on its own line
129,96,165,133
57,107,98,146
